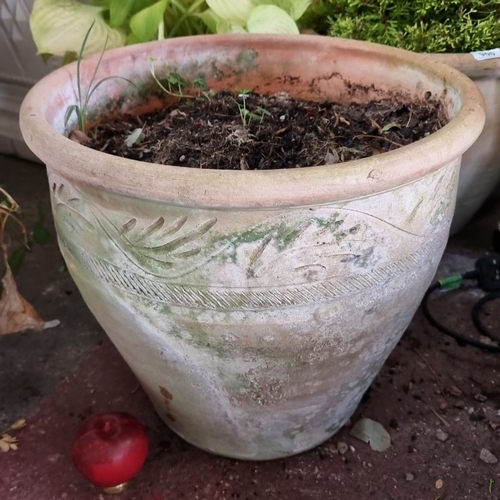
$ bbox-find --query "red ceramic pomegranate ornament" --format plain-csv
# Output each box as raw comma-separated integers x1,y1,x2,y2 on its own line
71,412,149,494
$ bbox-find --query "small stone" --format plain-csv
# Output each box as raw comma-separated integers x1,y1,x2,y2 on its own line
337,442,348,455
489,421,500,430
480,448,498,464
349,445,356,453
468,407,475,415
405,473,414,482
435,429,449,442
435,479,444,489
434,388,442,395
474,394,487,402
448,385,462,397
439,402,448,411
454,400,465,409
479,335,493,345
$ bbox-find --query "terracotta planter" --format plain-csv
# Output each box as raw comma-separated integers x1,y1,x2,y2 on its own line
425,54,500,234
20,35,484,460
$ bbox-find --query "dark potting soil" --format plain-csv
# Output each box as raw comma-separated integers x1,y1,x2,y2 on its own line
84,91,446,170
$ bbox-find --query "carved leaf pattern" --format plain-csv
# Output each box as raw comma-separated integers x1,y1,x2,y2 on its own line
52,183,225,278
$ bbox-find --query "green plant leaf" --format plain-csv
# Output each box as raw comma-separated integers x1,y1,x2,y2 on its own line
350,418,391,452
205,0,254,25
195,8,222,33
129,0,168,43
89,0,111,7
64,104,78,127
30,0,126,57
126,32,141,45
109,0,135,28
193,75,210,91
33,204,50,246
253,0,312,21
31,0,122,56
216,19,247,34
62,51,78,65
130,0,160,15
247,5,299,34
7,246,29,278
166,72,188,88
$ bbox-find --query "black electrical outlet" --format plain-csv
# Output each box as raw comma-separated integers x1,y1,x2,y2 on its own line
475,255,500,292
494,227,500,253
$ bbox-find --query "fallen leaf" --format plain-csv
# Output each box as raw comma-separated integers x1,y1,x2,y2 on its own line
0,245,44,335
324,149,340,164
0,433,19,452
69,129,90,143
381,122,400,133
169,109,187,118
350,418,391,452
448,385,462,397
10,419,26,430
43,319,61,330
124,128,145,147
480,448,498,464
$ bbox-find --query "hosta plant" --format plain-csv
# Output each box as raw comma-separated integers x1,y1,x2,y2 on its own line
30,0,312,60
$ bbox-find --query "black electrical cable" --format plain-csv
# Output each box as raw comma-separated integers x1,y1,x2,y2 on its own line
421,270,500,353
471,292,500,342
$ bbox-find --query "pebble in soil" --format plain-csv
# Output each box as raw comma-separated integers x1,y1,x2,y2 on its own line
84,91,446,170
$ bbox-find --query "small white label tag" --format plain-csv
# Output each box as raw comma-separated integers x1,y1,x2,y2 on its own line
470,48,500,61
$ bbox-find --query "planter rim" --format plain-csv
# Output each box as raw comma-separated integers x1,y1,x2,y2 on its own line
427,52,500,78
20,35,485,209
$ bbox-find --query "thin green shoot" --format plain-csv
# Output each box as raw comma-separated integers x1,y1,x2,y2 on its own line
65,22,136,132
150,62,188,98
231,90,271,127
151,65,210,100
169,0,206,38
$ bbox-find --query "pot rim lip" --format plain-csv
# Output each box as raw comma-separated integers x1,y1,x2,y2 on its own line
426,52,500,77
20,34,485,209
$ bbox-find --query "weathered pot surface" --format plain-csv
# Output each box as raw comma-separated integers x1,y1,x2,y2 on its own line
426,53,500,234
20,35,485,460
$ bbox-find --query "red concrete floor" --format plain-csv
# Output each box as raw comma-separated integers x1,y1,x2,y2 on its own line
0,156,499,500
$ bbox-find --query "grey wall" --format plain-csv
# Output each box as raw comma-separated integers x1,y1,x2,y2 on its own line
0,0,58,160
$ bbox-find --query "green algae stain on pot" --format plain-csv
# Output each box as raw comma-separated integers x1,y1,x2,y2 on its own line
215,213,352,265
430,200,450,227
312,212,344,230
236,49,259,71
212,222,300,265
312,213,351,244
